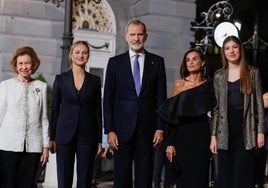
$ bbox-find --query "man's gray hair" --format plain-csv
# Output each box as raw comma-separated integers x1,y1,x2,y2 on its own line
125,19,147,34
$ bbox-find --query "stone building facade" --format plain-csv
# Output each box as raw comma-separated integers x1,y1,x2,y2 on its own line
0,0,196,96
0,0,196,185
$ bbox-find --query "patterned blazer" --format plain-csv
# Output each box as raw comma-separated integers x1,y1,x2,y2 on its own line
0,78,49,152
211,65,265,150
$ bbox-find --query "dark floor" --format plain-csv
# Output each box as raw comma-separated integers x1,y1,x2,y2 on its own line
37,172,268,188
38,181,113,188
37,182,268,188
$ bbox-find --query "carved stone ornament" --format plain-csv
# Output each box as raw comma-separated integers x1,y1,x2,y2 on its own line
72,0,114,33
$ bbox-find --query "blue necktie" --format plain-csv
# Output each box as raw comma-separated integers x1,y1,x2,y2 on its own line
133,54,140,95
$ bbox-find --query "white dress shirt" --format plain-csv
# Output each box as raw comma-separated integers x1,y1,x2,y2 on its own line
129,50,145,87
0,78,49,153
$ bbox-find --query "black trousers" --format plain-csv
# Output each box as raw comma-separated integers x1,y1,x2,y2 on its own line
0,149,40,188
153,141,175,188
217,135,254,188
253,147,267,186
56,137,97,188
113,135,154,188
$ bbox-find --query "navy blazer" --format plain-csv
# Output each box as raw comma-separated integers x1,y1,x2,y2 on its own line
103,50,167,143
49,70,102,145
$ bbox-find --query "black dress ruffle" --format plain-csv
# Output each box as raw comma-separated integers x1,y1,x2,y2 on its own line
157,79,214,125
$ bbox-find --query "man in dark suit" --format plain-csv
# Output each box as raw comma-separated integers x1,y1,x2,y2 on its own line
103,19,167,188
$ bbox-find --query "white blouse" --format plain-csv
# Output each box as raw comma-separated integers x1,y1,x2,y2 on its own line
0,78,49,152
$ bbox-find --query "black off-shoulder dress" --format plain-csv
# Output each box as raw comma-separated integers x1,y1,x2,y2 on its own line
157,79,214,188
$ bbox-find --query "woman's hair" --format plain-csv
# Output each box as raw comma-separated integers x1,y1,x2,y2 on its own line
180,48,208,79
69,40,90,68
9,46,40,74
221,35,252,94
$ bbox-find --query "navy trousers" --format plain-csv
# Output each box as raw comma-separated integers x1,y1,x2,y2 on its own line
56,137,97,188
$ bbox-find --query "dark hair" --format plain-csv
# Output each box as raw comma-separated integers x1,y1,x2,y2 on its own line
180,48,208,79
221,35,252,94
9,46,40,74
125,19,147,34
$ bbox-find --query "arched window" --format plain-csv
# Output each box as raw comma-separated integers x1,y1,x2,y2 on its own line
72,0,116,95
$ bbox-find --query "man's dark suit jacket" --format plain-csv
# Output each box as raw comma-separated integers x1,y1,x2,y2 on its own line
49,70,102,145
103,50,167,143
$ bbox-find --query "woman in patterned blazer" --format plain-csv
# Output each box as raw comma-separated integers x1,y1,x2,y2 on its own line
0,46,49,188
210,36,265,188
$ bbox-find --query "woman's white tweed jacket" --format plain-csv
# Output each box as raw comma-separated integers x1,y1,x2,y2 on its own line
0,78,49,153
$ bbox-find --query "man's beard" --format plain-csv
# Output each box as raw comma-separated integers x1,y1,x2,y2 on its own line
129,43,144,51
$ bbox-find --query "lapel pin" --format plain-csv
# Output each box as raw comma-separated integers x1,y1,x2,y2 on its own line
151,61,154,64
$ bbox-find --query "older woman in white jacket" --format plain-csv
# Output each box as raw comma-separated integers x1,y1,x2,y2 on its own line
0,46,49,188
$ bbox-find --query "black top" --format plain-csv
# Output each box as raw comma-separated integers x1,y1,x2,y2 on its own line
157,79,214,125
227,79,244,136
228,79,244,110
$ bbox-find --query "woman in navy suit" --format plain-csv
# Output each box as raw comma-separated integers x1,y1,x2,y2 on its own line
49,41,102,188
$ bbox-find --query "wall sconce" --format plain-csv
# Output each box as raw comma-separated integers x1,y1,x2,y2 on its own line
190,0,236,53
243,15,268,64
234,20,242,31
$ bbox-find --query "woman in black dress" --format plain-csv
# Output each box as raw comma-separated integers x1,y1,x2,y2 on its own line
157,48,214,188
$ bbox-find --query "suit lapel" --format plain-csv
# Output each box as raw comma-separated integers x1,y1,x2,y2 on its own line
219,70,228,113
121,52,138,96
79,72,91,103
121,51,154,97
63,70,78,99
141,51,154,93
